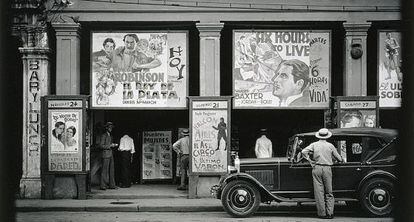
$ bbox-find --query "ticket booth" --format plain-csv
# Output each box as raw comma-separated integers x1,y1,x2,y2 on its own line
41,95,90,199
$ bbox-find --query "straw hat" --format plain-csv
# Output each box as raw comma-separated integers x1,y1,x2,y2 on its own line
315,128,332,139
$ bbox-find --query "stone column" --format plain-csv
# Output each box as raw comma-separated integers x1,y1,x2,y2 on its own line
52,23,81,95
197,22,224,96
18,29,51,198
190,22,224,198
343,22,371,96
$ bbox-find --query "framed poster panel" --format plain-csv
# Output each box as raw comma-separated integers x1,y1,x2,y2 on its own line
189,97,231,175
47,109,83,171
142,131,173,180
90,31,188,109
233,30,331,109
378,31,402,108
336,97,379,129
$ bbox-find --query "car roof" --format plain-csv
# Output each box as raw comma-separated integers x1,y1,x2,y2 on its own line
295,128,398,142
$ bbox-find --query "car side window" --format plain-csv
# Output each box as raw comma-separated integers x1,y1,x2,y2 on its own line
334,136,382,163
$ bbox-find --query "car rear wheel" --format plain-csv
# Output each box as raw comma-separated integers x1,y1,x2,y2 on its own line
221,180,261,218
359,178,395,217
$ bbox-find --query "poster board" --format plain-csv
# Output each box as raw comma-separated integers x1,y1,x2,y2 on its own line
41,96,89,173
233,30,331,109
90,31,188,109
142,131,173,180
378,31,402,108
189,97,231,175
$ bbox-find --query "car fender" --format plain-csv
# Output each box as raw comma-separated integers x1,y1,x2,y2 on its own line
221,173,278,202
357,170,397,192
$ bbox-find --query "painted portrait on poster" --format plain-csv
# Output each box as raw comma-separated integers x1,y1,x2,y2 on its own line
91,32,188,108
378,31,402,107
233,30,330,109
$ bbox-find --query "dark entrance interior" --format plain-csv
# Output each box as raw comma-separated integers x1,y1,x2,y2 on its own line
91,110,188,186
233,109,324,158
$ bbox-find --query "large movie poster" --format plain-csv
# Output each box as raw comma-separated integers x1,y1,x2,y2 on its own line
142,131,172,180
233,30,330,108
48,110,82,171
91,32,188,109
378,31,402,107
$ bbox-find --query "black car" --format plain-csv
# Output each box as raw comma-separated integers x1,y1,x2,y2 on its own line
211,128,397,218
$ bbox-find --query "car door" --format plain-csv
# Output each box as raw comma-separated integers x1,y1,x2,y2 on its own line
332,136,381,194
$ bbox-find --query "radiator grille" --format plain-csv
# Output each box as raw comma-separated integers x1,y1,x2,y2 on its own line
245,170,273,187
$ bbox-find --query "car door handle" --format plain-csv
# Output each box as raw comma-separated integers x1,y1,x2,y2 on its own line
356,168,361,171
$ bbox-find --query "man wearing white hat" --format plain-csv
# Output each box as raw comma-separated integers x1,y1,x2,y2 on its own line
172,129,190,190
301,128,343,219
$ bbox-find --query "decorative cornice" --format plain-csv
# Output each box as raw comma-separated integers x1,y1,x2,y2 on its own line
343,22,371,36
196,22,224,38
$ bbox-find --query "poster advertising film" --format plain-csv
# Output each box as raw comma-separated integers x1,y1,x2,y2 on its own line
191,100,229,174
91,32,188,109
233,30,330,109
48,110,83,171
142,131,173,180
378,31,402,107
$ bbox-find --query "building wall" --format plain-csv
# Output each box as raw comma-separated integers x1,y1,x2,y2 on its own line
13,0,401,198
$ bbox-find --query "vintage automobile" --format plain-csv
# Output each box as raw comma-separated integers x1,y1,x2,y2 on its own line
211,128,397,218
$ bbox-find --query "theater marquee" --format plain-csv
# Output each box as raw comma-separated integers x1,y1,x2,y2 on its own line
233,30,331,109
91,31,188,109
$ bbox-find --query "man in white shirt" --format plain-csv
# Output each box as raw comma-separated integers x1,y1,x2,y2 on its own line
255,129,273,158
118,133,135,188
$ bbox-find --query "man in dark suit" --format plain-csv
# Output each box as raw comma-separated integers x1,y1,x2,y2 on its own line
271,59,310,107
98,122,118,190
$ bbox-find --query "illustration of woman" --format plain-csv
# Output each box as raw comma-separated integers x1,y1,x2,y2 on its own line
51,121,65,152
65,126,78,151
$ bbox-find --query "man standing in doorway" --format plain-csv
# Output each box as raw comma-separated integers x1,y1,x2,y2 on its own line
301,128,343,219
99,122,118,190
172,129,190,190
271,59,310,107
213,117,227,151
118,131,135,188
255,128,273,158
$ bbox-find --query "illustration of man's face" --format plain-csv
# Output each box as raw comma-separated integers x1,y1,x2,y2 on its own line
55,124,65,135
386,33,391,39
365,118,375,128
104,42,115,55
124,36,136,50
220,118,224,123
342,116,362,128
272,64,303,100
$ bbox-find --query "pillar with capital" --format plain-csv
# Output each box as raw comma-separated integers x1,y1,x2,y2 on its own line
15,26,51,198
189,22,224,198
343,22,371,96
197,22,224,96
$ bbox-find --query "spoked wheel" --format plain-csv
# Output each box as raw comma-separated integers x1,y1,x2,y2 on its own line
360,178,395,217
221,180,261,218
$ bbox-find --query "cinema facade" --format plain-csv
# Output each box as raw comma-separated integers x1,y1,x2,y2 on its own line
11,0,401,198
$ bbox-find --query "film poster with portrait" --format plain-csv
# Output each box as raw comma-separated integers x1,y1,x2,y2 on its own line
142,131,172,180
91,32,187,108
337,101,377,162
191,101,229,174
48,110,82,171
378,31,402,107
233,30,330,108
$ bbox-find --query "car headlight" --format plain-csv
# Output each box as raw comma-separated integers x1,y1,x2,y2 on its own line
228,165,237,173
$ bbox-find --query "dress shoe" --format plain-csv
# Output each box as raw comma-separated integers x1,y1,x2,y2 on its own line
177,186,186,190
108,186,119,189
326,214,334,219
100,187,107,190
120,185,131,188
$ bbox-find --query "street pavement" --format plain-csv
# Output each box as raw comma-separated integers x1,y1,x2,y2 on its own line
16,212,394,222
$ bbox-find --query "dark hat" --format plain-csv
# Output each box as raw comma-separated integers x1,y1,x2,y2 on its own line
181,129,189,136
315,128,332,139
105,122,114,128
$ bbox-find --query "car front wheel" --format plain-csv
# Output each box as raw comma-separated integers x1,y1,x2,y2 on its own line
221,180,261,218
359,178,395,217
